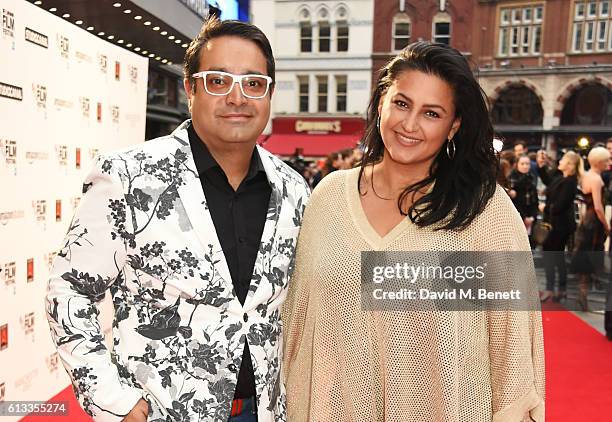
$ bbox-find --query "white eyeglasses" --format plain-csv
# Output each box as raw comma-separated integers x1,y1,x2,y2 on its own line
192,71,273,99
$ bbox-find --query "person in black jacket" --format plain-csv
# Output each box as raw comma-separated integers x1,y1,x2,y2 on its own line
509,155,539,246
537,151,583,302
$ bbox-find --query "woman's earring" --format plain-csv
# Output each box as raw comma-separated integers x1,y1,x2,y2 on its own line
446,138,456,160
376,116,381,132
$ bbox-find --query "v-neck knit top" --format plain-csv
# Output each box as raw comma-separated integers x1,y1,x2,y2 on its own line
282,167,545,422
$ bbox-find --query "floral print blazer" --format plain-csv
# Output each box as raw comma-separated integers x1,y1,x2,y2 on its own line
46,120,310,422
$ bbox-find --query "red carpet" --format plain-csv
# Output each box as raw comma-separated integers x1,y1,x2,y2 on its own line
542,307,612,421
19,386,91,422
20,309,612,421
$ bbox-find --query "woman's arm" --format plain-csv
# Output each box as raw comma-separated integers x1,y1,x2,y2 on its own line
588,177,609,231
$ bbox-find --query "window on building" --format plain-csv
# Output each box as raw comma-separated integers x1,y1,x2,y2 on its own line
433,13,451,45
561,83,612,125
498,4,543,56
336,75,347,112
298,75,309,112
300,21,312,52
393,14,411,51
319,21,331,52
317,75,328,112
491,85,544,125
337,20,349,52
572,1,612,53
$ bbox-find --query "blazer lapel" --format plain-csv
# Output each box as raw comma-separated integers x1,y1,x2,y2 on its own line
242,146,285,309
172,123,239,310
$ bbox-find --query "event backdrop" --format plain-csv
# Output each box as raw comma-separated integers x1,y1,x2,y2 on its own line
0,1,148,419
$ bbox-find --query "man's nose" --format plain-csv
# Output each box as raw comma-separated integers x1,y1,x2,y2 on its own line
226,81,247,106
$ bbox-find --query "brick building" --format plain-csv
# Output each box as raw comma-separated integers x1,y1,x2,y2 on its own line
373,0,612,153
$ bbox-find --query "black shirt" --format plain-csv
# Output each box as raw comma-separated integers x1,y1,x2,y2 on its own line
188,123,271,399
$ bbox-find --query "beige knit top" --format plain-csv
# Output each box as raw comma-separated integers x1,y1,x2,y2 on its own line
282,168,545,422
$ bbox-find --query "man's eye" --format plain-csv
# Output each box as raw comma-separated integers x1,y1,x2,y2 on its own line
248,80,261,87
211,78,225,85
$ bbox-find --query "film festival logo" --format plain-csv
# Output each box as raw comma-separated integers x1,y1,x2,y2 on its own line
129,65,138,85
20,312,35,342
80,96,90,119
2,8,15,49
25,27,48,49
46,352,60,374
98,53,108,74
0,323,8,351
32,199,47,229
111,105,120,124
1,138,17,175
56,144,68,168
45,252,57,271
32,83,47,117
71,196,81,212
2,261,16,295
89,147,100,161
57,33,70,61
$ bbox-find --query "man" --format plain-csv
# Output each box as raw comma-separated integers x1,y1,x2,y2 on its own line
46,18,309,422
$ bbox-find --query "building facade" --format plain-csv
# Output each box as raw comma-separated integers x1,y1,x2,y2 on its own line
252,0,373,158
372,0,612,152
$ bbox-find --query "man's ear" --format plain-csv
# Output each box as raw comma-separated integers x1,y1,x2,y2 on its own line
183,78,194,100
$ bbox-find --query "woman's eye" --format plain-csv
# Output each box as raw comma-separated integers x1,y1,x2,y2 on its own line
394,100,408,108
425,110,440,118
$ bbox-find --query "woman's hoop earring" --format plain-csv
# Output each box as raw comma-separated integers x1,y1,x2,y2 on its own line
446,138,456,160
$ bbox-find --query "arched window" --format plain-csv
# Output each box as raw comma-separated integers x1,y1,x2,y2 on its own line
392,14,411,51
432,12,451,45
335,6,349,52
299,8,312,52
561,83,612,125
318,8,331,52
491,85,544,125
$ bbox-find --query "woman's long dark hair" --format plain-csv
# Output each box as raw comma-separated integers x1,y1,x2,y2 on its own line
359,41,498,231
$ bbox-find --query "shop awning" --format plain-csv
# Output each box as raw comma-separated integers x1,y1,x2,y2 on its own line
260,134,361,157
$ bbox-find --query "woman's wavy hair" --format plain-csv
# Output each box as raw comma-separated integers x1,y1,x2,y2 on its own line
358,41,498,231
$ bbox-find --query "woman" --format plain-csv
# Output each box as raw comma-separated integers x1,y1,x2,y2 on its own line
571,147,610,311
509,155,539,245
283,42,544,421
311,152,342,188
537,151,583,302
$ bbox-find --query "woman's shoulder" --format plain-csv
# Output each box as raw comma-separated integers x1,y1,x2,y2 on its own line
308,168,355,204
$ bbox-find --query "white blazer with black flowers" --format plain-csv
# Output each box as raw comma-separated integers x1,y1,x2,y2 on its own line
46,120,310,422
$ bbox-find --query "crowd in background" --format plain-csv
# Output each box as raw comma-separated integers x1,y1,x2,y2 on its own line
285,146,363,188
284,138,612,341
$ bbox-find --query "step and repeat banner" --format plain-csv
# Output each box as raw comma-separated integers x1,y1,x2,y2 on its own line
0,1,148,419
